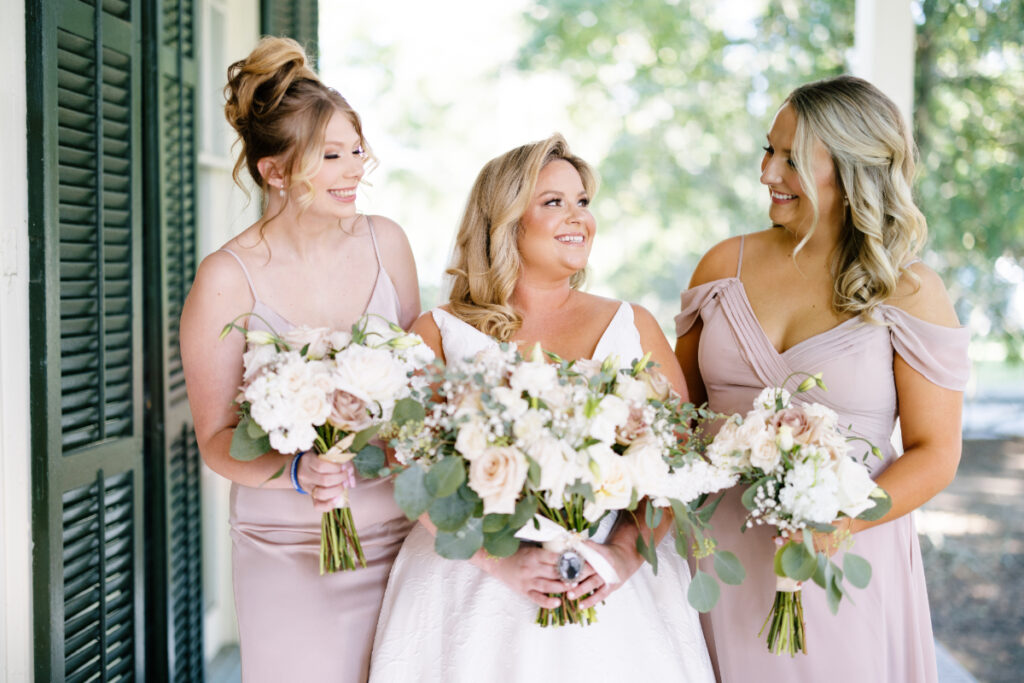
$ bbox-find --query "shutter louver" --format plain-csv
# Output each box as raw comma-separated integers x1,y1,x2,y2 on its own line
29,0,145,679
262,0,319,67
62,472,136,681
144,0,204,678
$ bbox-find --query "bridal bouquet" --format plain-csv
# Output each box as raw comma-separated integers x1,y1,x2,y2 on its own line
706,375,892,655
387,342,739,626
223,314,433,573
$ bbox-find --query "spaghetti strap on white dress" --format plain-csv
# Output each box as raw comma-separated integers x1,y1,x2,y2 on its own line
368,303,715,683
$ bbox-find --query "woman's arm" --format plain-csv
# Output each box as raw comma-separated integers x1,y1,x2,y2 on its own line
180,251,353,508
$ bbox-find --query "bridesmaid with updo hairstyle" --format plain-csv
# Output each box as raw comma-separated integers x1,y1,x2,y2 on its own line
180,37,419,681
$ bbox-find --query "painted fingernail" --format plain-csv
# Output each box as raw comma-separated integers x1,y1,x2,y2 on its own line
567,592,575,599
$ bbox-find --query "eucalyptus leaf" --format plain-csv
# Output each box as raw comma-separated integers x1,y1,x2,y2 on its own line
696,493,724,525
230,423,271,462
812,553,828,589
826,572,843,615
856,489,893,521
425,456,466,498
482,513,510,533
435,518,484,560
349,424,382,454
713,551,746,586
428,491,475,532
393,464,432,519
781,542,816,581
687,570,720,613
509,496,539,530
483,527,520,557
243,415,266,440
353,444,387,479
843,552,872,589
391,397,426,427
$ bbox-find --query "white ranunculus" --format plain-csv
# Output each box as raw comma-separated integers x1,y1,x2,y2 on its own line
468,445,528,515
623,433,670,498
455,419,490,461
492,386,529,419
834,456,879,518
509,361,558,398
613,374,649,405
283,325,332,359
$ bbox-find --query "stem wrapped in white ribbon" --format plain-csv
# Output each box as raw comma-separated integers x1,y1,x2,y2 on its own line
515,515,621,584
776,575,802,592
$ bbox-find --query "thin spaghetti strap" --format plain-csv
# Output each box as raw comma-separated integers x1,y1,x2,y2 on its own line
365,215,384,267
219,248,260,302
735,235,746,278
903,258,922,268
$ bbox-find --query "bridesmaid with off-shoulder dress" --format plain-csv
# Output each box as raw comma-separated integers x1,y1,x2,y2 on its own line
675,76,969,682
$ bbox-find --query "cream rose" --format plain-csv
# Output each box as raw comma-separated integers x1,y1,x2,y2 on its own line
623,433,670,498
455,419,490,461
468,446,528,515
613,374,649,405
749,428,782,473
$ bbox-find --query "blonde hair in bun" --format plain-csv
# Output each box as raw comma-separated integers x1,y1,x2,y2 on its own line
224,36,373,213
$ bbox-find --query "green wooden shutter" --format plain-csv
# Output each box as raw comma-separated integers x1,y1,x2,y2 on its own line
27,0,145,679
142,0,204,680
261,0,319,67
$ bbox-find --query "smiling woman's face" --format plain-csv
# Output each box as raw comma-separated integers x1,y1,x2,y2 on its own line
517,159,596,281
760,103,843,237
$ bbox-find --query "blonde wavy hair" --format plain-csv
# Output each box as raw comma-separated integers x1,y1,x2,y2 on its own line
223,36,375,219
446,134,597,341
785,75,926,319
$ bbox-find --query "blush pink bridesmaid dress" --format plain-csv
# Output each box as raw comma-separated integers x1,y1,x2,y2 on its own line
675,236,970,683
221,218,415,682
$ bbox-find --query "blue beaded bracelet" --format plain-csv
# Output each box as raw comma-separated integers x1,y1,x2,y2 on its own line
290,453,308,494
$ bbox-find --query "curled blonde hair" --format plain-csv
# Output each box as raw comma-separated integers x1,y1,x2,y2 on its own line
223,36,374,217
785,75,926,319
447,134,597,341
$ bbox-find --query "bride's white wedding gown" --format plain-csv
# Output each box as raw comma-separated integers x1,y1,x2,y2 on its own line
369,303,715,683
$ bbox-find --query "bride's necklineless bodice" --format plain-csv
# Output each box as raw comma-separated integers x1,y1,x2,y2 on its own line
431,301,644,368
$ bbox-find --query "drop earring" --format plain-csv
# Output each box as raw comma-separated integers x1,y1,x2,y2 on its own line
279,186,286,198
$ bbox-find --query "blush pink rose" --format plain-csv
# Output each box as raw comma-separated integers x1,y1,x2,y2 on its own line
327,390,372,432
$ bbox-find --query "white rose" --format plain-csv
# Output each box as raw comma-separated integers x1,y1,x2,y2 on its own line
455,419,490,461
834,456,879,518
749,429,782,473
613,374,649,405
333,345,409,406
468,446,528,515
509,361,558,398
294,386,333,426
623,433,670,498
283,326,332,359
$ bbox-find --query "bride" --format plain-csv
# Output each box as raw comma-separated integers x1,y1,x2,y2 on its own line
369,134,714,682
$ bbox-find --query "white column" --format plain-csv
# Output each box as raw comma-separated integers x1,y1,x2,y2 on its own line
0,0,34,679
852,0,915,124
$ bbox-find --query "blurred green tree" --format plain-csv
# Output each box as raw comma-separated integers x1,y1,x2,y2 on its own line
518,0,1023,358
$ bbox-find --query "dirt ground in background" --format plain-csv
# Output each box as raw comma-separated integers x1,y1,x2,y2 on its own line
918,438,1024,683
